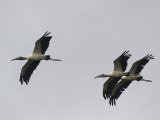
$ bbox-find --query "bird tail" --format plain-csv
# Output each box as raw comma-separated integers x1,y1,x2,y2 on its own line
140,79,152,82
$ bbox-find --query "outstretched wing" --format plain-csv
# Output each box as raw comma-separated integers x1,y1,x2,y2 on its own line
129,54,154,75
109,80,132,106
103,77,121,99
33,31,52,54
113,50,131,72
20,60,40,85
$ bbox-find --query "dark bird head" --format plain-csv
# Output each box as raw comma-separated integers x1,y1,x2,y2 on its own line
11,56,27,61
94,74,109,79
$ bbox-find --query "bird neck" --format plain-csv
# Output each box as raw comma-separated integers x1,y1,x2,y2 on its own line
23,57,27,60
101,74,110,77
106,74,111,77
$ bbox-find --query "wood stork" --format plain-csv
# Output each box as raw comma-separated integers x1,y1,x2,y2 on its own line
12,31,62,85
109,54,154,106
94,50,131,99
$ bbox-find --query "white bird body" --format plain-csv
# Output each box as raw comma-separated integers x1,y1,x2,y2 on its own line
26,53,45,60
12,31,62,85
95,51,131,99
121,74,142,81
109,71,128,77
109,54,154,106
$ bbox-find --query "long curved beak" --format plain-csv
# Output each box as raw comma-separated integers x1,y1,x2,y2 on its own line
94,75,101,79
94,74,108,79
11,58,18,61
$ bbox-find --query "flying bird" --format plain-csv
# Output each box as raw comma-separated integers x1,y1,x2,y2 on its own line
12,31,62,85
109,54,154,106
94,50,131,99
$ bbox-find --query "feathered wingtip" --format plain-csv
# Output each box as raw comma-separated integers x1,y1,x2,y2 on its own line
145,54,155,60
19,76,28,85
109,97,116,106
122,50,129,55
103,90,111,100
19,76,23,85
43,31,52,37
121,50,131,58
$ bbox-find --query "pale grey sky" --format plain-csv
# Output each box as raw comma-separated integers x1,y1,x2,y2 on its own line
0,0,159,120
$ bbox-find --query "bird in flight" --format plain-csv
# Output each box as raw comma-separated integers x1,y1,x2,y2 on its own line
109,54,154,106
94,50,131,99
12,31,62,85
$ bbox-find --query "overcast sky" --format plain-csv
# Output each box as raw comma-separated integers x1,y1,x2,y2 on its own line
0,0,160,120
